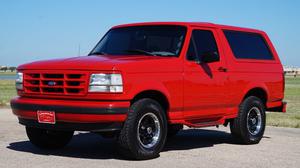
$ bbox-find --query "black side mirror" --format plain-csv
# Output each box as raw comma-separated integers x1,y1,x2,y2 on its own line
201,51,219,63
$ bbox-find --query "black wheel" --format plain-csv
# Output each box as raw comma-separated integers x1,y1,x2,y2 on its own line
230,96,266,144
167,124,183,137
26,127,74,149
117,98,167,160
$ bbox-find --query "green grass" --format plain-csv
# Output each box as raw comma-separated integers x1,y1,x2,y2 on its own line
0,80,16,106
0,71,16,75
267,77,300,128
0,75,299,128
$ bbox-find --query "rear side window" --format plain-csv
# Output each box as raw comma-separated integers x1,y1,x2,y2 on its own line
223,30,274,60
187,30,219,61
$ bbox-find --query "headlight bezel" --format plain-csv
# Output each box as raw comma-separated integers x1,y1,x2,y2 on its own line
15,72,23,90
88,73,123,93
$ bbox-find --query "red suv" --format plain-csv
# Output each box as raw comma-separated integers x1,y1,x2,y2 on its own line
11,22,286,160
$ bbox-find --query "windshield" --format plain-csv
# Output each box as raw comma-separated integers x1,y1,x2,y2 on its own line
89,25,187,57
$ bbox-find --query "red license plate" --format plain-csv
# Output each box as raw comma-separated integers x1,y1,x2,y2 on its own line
37,111,56,124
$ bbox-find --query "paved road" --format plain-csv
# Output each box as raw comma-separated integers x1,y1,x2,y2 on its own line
0,108,299,168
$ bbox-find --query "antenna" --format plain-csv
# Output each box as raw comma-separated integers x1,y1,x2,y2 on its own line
78,43,81,56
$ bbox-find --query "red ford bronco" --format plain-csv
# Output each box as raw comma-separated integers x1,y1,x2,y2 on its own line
11,22,286,160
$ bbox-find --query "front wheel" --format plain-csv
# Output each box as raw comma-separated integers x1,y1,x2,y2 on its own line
230,96,266,144
117,98,167,160
26,127,74,149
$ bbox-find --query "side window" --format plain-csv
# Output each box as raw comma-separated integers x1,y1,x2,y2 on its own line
223,30,274,60
186,36,197,60
187,30,219,61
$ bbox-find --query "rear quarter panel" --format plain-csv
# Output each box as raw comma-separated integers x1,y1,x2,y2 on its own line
217,28,284,109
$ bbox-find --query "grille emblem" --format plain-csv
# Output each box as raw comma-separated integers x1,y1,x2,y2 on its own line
47,81,57,86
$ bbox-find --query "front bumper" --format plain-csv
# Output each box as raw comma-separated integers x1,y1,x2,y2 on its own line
11,97,130,131
18,118,123,131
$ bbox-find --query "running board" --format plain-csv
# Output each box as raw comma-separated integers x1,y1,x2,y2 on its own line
183,119,225,128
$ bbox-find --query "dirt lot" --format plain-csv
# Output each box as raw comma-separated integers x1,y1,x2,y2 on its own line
0,108,299,168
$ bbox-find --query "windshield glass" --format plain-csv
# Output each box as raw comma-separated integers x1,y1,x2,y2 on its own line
89,25,187,57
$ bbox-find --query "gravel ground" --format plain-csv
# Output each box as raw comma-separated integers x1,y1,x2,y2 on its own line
0,108,299,168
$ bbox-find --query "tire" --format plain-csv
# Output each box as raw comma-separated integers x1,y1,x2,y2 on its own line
230,96,266,144
167,124,183,137
117,98,167,160
26,127,74,149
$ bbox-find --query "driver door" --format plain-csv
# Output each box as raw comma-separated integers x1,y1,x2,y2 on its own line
183,28,230,120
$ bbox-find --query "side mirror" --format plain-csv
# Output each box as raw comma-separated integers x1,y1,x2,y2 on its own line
201,51,219,63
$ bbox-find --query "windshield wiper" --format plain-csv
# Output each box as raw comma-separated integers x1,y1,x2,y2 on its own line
125,49,157,56
151,51,176,57
88,51,107,56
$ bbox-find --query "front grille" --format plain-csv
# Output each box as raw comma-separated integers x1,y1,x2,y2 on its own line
23,71,88,96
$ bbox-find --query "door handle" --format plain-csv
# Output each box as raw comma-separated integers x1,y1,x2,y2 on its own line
218,67,227,72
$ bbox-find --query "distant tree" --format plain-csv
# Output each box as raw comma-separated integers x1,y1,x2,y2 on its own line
9,67,16,72
0,66,8,72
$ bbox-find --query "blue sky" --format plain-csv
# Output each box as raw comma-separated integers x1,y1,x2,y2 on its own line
0,0,299,66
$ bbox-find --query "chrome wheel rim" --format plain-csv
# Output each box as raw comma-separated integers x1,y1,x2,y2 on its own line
137,112,161,149
247,107,262,135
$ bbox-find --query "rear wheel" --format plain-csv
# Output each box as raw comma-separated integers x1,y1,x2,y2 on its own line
230,96,266,144
26,127,74,149
117,98,167,160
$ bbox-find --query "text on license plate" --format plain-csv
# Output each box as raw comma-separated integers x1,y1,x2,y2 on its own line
37,111,56,124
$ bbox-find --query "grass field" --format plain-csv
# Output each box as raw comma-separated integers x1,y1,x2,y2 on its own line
0,73,299,128
267,77,300,128
0,80,16,106
0,71,16,75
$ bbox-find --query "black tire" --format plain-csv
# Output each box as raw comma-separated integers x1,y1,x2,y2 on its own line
26,127,74,149
117,98,167,160
230,96,266,144
167,124,183,137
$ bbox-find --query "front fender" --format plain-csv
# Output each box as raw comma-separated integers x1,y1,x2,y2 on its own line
124,72,184,115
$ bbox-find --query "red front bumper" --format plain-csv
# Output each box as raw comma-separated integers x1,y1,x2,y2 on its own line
11,97,130,125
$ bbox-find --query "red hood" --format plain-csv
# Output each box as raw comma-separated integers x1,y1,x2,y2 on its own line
17,55,180,73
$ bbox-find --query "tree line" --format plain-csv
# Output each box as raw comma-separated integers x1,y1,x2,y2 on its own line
0,66,17,72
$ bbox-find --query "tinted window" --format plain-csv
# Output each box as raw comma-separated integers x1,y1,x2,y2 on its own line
224,30,273,60
90,26,187,57
187,30,219,61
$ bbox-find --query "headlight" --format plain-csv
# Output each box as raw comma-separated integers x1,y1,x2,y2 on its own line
89,73,123,92
16,72,23,90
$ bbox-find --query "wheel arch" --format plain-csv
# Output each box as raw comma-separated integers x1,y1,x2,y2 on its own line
130,90,170,117
242,87,268,106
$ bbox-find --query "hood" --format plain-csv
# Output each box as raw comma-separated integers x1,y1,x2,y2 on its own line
17,55,180,72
